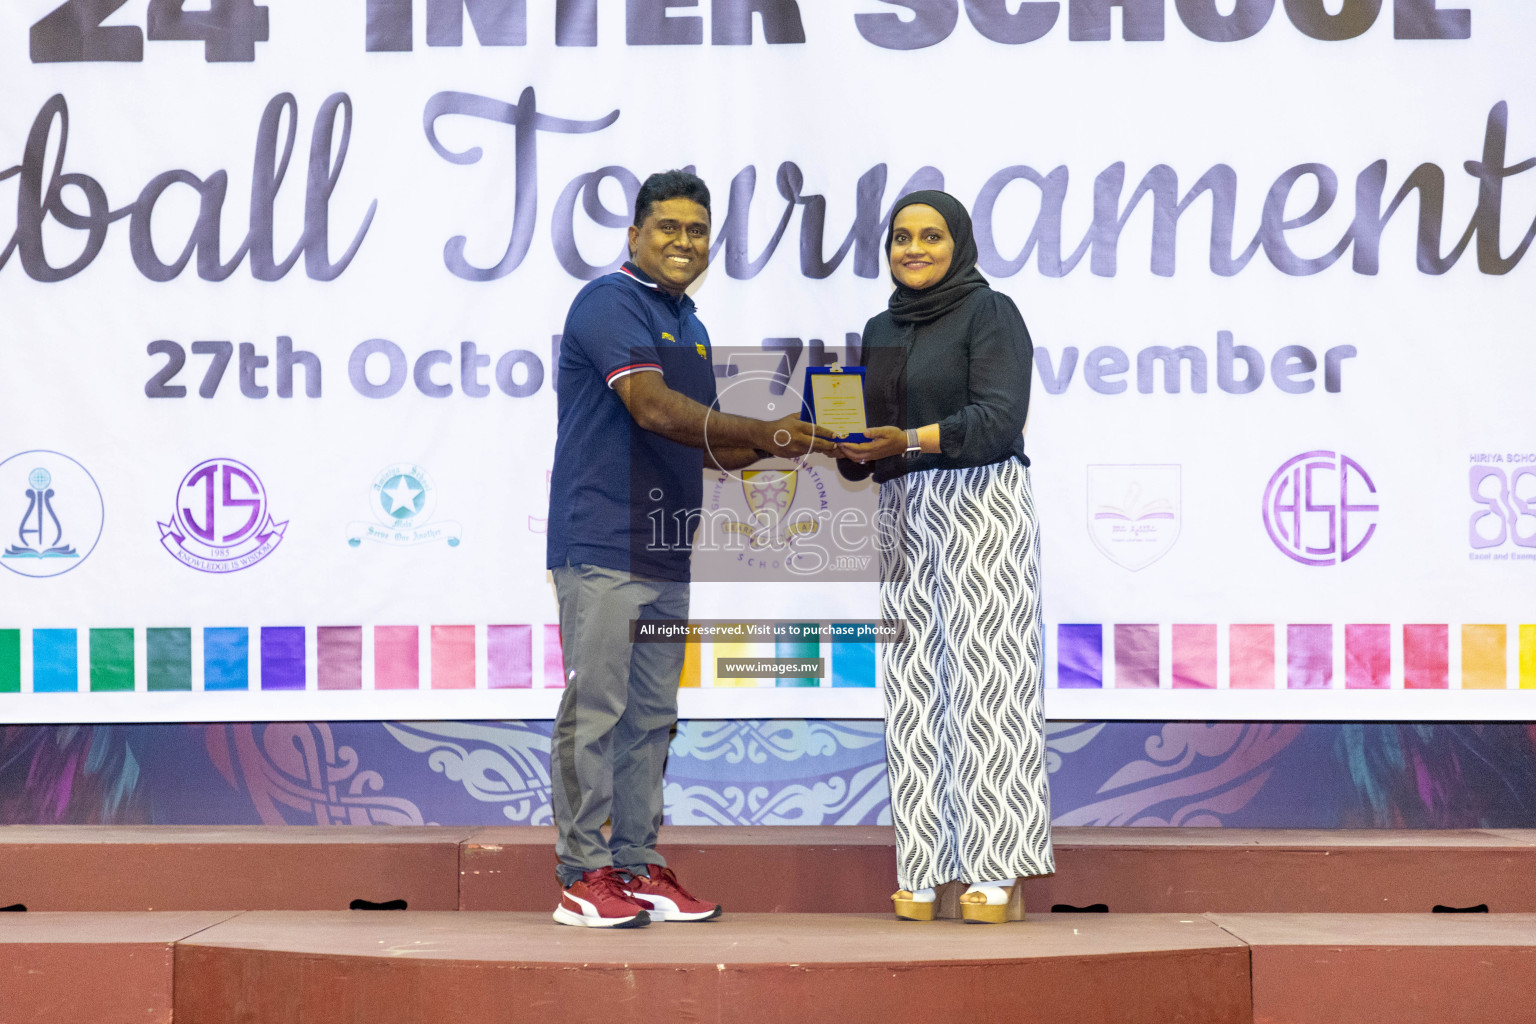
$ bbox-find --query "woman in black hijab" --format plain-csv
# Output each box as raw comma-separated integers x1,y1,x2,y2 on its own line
839,190,1052,924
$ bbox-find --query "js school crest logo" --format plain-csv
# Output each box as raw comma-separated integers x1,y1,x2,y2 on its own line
159,458,286,573
0,451,104,578
348,463,461,547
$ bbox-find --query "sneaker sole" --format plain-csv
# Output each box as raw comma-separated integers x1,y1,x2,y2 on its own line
552,905,650,929
669,905,723,922
639,903,722,923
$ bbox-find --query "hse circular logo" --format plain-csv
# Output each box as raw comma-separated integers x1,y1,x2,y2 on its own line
1262,450,1378,566
158,458,287,573
0,450,104,578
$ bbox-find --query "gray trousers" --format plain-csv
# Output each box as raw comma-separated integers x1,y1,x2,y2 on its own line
550,562,689,888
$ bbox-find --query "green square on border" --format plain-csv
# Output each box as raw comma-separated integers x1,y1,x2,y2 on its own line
0,630,18,693
89,628,135,692
146,628,192,691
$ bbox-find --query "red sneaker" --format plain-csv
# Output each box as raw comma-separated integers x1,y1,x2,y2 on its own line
623,865,722,922
552,867,651,928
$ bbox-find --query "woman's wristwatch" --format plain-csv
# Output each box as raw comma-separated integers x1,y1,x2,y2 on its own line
904,428,921,457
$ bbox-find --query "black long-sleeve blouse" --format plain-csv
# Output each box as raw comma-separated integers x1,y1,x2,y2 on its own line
838,288,1033,484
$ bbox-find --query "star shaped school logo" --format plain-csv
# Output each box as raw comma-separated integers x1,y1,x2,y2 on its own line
348,464,462,548
381,475,426,521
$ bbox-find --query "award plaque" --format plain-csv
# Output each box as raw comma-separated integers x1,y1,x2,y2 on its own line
802,365,870,443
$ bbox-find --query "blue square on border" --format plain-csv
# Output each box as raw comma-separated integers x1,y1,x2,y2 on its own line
33,629,78,693
204,628,249,691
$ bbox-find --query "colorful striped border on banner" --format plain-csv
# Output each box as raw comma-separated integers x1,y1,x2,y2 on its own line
4,623,1536,722
0,623,885,694
0,625,568,694
1052,623,1536,690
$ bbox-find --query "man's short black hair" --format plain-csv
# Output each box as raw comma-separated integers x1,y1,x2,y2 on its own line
633,170,711,227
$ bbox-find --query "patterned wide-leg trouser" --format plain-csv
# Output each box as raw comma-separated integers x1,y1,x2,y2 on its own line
878,458,1054,891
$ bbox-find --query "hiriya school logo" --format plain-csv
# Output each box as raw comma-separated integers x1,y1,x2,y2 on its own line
1087,464,1181,571
730,470,821,550
704,467,829,573
1468,453,1536,558
348,464,461,547
159,458,287,573
1262,450,1379,566
0,451,104,578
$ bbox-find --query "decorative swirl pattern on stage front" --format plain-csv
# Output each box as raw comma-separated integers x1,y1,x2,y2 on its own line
354,718,1309,829
662,720,889,825
667,719,885,763
203,723,427,826
1052,723,1306,827
381,721,553,824
664,765,893,826
6,719,1536,829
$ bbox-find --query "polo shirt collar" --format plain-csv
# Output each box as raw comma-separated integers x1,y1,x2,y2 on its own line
620,261,695,310
620,261,659,289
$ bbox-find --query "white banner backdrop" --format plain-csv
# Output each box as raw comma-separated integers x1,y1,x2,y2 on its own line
1,0,1533,722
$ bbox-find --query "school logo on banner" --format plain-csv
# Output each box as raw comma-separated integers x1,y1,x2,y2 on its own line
0,451,104,578
159,458,287,573
728,469,821,550
696,465,878,580
1468,451,1536,561
347,463,462,547
1262,450,1378,566
1087,465,1181,571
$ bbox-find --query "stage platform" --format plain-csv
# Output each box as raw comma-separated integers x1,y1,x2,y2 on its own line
0,825,470,911
5,826,1536,1022
172,911,1252,1024
465,825,1536,914
4,824,1533,913
9,908,1536,1024
1212,913,1536,1024
0,911,236,1024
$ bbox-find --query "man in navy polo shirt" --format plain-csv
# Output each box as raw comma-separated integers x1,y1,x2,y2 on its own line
546,170,835,928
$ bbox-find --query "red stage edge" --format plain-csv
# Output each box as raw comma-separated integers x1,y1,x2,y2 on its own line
6,825,1533,912
171,912,1253,1024
4,826,1536,1023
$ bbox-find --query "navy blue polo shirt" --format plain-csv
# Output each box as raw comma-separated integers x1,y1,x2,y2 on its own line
546,262,718,582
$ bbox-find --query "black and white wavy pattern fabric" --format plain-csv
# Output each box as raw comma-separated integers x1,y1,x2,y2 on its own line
878,459,1053,890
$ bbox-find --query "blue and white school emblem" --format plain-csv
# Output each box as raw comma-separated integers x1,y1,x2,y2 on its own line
348,464,462,547
0,451,104,578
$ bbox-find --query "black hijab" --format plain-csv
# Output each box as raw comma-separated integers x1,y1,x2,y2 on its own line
885,190,989,325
